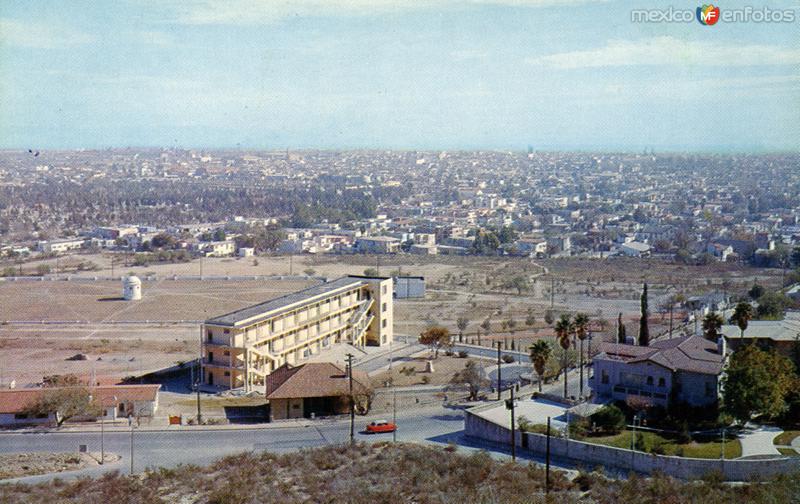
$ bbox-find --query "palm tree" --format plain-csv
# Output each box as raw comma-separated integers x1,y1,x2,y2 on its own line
554,314,573,399
573,313,590,398
702,312,724,341
731,302,753,340
528,340,552,392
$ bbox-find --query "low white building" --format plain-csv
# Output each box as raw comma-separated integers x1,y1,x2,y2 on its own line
0,384,161,426
620,241,651,257
36,238,85,254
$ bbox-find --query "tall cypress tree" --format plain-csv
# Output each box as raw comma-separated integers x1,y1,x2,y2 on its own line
639,283,650,346
617,312,626,343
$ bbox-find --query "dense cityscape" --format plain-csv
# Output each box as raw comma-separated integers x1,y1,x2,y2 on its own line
1,0,799,501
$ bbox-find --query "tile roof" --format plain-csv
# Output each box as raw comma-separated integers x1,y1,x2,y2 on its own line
0,385,160,413
596,336,725,376
206,276,365,327
265,362,370,399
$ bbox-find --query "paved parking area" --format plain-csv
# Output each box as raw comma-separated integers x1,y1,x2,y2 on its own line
473,397,569,431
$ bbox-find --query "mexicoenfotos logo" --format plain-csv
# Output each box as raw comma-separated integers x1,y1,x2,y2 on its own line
631,5,796,24
696,4,720,25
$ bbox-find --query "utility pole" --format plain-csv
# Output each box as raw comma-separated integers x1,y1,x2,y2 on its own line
506,387,516,461
550,277,554,309
196,328,202,424
346,353,355,444
545,416,551,495
129,416,135,474
496,341,502,401
100,405,104,465
110,255,115,279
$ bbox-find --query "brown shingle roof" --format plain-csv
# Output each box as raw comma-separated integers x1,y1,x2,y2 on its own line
597,336,725,376
265,362,370,399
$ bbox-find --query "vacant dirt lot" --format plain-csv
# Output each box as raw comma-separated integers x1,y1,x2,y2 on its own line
1,254,778,388
0,452,118,480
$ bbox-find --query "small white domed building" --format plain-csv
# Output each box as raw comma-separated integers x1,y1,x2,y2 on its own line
122,275,142,301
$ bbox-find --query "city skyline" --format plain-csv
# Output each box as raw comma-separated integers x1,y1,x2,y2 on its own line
1,0,799,152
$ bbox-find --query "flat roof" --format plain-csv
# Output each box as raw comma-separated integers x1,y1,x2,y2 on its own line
205,276,366,327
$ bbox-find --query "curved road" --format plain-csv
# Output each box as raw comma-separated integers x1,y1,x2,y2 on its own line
0,405,466,484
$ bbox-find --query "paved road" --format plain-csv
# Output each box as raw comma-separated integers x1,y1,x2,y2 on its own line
0,405,466,484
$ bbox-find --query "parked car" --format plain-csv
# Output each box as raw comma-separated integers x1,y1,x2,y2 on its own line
366,420,396,433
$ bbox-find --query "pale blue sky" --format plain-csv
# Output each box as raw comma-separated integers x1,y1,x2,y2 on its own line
1,0,798,151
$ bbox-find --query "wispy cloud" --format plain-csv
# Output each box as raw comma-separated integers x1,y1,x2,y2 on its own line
0,18,94,49
526,36,800,68
161,0,605,25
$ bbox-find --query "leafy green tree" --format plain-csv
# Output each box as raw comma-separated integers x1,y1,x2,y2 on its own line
456,316,469,343
525,309,536,328
36,264,51,276
507,275,530,295
450,360,489,401
23,387,100,427
529,340,552,392
639,283,650,346
419,326,451,359
590,404,626,434
617,313,627,343
731,302,754,339
748,283,765,300
722,344,797,423
756,292,790,320
363,267,379,277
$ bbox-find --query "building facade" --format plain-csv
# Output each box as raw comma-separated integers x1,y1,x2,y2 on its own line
590,336,725,408
202,275,393,391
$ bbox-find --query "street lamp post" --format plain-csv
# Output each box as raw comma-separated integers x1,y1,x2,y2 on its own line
129,415,135,474
496,342,502,401
346,353,355,444
98,395,117,465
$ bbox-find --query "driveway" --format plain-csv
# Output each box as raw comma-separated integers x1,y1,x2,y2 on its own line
738,424,783,458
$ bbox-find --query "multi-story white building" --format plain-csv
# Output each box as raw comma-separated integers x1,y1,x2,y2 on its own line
202,275,393,391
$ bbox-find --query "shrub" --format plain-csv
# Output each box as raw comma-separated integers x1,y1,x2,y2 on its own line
591,404,626,434
501,354,515,364
457,350,468,358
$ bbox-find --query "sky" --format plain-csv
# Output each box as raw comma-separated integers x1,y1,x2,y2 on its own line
1,0,799,152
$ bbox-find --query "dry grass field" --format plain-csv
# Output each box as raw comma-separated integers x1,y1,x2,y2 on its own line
0,253,782,388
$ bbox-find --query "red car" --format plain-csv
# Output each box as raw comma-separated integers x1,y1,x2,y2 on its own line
366,420,397,434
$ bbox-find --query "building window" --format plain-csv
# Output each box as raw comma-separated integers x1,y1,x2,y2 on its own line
705,381,715,397
382,302,387,312
223,329,230,334
646,376,653,386
223,350,230,356
658,377,665,387
382,319,387,328
207,331,213,341
224,371,231,377
601,370,609,384
208,352,214,362
382,285,387,294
